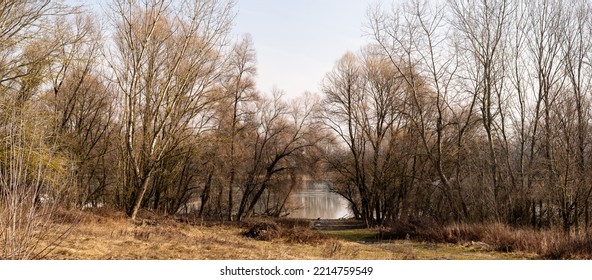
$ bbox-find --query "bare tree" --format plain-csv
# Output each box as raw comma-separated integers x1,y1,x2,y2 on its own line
321,47,419,225
521,0,568,229
448,0,513,221
222,34,258,221
235,90,320,221
320,52,372,224
369,0,473,222
560,1,592,231
44,14,116,208
107,0,234,220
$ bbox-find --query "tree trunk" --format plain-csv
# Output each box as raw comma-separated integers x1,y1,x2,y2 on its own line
199,172,213,218
130,174,153,221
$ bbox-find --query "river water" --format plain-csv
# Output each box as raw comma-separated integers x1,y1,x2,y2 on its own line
287,182,351,219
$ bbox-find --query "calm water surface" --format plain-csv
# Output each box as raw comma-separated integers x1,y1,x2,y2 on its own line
287,182,351,219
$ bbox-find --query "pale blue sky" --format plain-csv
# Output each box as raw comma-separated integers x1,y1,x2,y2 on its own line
233,0,389,97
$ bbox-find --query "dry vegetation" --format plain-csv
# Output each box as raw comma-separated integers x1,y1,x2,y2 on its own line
380,220,592,259
36,209,536,260
42,210,364,259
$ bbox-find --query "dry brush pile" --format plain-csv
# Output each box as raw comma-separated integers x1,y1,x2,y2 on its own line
243,219,329,244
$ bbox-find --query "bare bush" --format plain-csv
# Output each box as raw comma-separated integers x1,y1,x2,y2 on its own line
0,106,76,259
243,219,328,244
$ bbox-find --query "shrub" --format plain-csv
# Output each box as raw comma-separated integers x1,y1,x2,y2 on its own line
243,219,327,244
244,222,280,241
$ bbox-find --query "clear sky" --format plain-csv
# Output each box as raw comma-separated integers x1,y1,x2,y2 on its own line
232,0,389,97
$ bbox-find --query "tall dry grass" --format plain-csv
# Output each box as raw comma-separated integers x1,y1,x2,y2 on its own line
381,220,592,259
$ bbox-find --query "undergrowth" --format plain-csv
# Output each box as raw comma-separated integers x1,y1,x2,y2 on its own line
243,220,329,244
380,219,592,259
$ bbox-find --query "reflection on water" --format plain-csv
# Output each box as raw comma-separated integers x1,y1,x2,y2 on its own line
287,182,351,219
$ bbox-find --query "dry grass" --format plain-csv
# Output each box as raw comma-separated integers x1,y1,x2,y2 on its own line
39,209,533,260
380,220,592,259
40,210,354,260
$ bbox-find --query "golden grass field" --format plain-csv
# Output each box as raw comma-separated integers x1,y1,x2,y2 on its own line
40,210,536,260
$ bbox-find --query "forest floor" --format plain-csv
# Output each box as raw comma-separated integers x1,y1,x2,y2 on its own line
39,209,537,260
